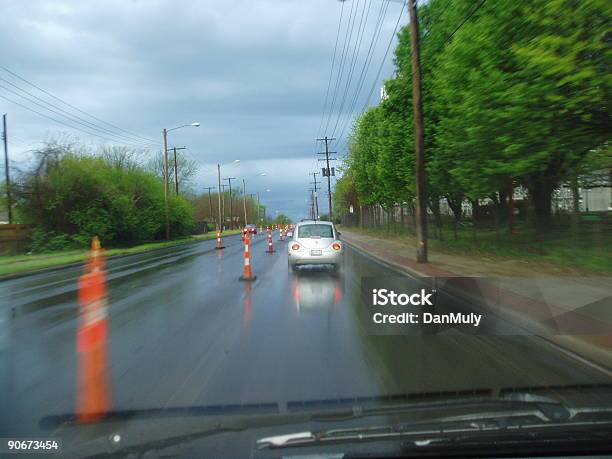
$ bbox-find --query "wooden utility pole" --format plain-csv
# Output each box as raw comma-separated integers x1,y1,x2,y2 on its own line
216,164,222,230
409,0,428,262
203,186,216,224
162,129,170,240
220,184,229,230
2,114,12,224
170,146,186,194
242,178,248,226
317,136,337,221
224,178,236,229
310,171,320,220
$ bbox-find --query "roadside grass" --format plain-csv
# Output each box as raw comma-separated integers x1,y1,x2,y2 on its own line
344,223,611,275
0,229,243,278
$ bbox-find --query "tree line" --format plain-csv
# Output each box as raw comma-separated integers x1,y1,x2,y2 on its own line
335,0,610,231
7,140,281,252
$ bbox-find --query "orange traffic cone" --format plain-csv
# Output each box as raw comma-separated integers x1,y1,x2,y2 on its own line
216,228,225,250
76,236,110,423
267,227,274,253
239,232,256,281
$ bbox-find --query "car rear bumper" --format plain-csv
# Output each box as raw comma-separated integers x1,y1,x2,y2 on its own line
288,250,342,266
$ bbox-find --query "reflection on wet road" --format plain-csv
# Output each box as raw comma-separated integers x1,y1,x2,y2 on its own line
1,232,610,436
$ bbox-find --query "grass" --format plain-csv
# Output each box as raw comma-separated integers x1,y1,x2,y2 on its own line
344,222,612,275
0,229,243,278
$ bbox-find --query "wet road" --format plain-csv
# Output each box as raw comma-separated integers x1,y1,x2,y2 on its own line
1,231,611,437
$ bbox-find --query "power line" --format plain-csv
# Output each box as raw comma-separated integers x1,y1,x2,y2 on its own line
329,0,373,138
333,0,391,147
422,0,454,37
323,0,360,135
440,0,487,48
359,1,405,115
0,93,155,146
0,76,158,148
316,0,346,140
0,65,161,146
0,82,153,149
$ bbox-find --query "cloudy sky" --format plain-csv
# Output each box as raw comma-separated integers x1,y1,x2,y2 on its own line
1,0,405,220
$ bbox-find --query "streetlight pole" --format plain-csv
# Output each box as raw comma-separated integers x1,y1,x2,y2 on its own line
162,122,199,239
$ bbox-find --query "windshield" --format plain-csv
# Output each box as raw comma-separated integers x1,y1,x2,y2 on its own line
1,0,610,458
298,224,334,239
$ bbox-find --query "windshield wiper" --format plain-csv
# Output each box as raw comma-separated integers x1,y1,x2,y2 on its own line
49,388,612,457
257,404,612,451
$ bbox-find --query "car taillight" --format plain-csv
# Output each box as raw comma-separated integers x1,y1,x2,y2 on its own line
291,243,300,251
332,242,342,251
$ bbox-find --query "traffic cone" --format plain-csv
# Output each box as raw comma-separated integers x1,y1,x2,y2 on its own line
239,232,256,281
279,228,284,241
216,228,225,250
267,227,274,253
76,236,110,423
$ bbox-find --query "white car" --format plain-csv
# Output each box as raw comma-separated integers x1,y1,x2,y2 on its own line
287,220,342,272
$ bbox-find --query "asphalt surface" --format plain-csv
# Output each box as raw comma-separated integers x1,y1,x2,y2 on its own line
1,231,611,442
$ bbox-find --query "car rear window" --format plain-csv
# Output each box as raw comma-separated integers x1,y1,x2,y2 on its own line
298,224,334,238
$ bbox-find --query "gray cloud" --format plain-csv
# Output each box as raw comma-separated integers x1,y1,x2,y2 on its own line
1,0,404,220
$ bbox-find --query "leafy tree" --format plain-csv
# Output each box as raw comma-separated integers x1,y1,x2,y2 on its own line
432,0,611,229
148,149,199,194
274,214,292,225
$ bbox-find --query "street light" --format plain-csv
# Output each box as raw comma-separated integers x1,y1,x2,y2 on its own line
162,122,199,240
216,159,240,231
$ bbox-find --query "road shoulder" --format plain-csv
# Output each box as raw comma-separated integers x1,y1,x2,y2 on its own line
0,230,243,280
340,228,612,373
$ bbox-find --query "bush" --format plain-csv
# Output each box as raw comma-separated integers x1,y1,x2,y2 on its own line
18,146,195,251
30,229,89,253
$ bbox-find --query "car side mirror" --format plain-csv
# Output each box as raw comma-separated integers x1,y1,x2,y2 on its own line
337,231,342,236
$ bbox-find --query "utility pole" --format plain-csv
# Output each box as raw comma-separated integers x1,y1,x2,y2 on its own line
224,177,236,229
162,129,170,240
309,172,320,220
409,0,428,262
2,114,12,224
317,136,337,221
220,183,229,230
169,146,186,194
248,193,258,223
308,188,315,219
216,164,222,231
242,179,248,226
203,186,216,225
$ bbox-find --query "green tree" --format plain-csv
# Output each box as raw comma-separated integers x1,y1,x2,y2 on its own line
16,142,194,251
432,0,611,229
